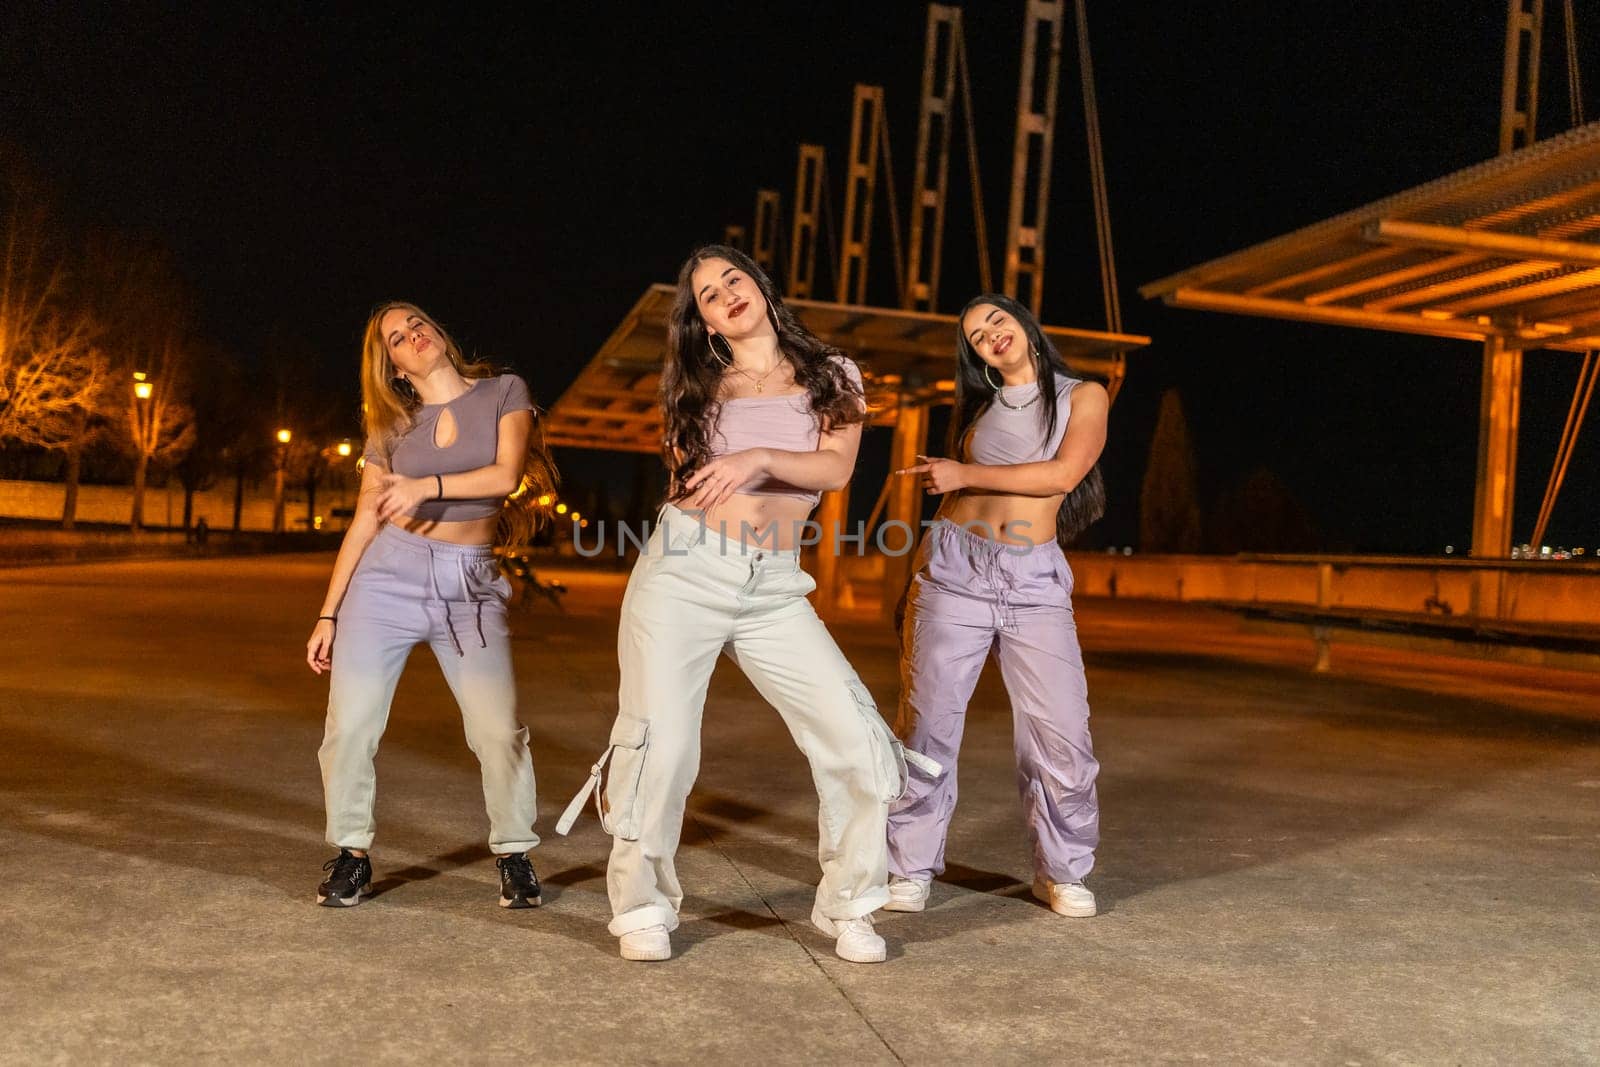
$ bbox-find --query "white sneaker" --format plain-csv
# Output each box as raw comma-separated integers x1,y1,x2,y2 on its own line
881,876,931,913
811,905,887,963
1031,876,1096,917
618,924,672,961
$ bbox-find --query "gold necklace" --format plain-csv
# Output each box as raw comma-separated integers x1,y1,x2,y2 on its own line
731,359,783,393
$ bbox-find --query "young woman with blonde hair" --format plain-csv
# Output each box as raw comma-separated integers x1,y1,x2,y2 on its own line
305,301,556,909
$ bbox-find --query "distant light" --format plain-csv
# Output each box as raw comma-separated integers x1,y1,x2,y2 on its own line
132,371,148,381
1122,546,1133,556
555,503,568,515
133,381,153,400
571,511,581,522
1575,547,1587,556
336,442,352,457
276,428,292,444
1444,545,1454,554
1540,545,1552,556
537,494,553,507
313,515,324,530
579,519,589,528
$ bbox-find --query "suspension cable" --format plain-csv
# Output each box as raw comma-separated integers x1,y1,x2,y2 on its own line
1529,349,1597,549
954,28,994,294
1074,0,1127,400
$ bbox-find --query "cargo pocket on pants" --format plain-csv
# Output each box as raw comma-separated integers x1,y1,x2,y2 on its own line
846,681,909,804
555,713,650,840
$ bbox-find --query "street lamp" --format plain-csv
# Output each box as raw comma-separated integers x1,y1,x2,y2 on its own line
336,441,352,457
272,427,292,533
130,372,155,530
555,503,568,515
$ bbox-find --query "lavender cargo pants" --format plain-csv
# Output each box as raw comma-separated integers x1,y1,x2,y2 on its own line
887,520,1100,884
318,523,539,854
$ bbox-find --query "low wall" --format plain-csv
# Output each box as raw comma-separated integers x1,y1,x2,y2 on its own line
0,479,357,533
1066,553,1600,627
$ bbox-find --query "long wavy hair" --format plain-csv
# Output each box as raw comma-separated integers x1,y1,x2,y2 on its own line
951,293,1105,547
661,244,865,498
358,300,558,546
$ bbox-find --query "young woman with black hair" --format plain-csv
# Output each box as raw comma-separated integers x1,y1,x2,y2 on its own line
884,293,1108,919
559,245,934,963
306,302,556,910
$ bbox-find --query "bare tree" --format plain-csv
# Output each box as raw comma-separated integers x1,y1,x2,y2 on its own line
0,169,106,452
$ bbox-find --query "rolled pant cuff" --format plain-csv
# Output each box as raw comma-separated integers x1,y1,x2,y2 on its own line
330,834,375,851
608,904,680,937
491,836,541,855
815,886,891,922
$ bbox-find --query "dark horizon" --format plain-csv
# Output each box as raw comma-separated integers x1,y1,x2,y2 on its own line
3,2,1596,553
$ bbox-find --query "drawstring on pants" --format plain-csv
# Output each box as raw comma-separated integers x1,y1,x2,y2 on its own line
427,543,487,657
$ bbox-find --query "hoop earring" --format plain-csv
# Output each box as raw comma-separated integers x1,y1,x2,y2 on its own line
984,364,1002,391
708,333,734,367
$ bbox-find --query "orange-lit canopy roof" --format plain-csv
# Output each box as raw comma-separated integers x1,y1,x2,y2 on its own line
544,284,1148,453
1140,121,1600,352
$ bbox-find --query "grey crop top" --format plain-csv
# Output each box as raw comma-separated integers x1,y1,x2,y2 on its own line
363,374,535,521
964,373,1081,465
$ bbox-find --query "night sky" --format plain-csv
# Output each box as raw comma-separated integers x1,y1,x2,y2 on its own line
4,2,1596,553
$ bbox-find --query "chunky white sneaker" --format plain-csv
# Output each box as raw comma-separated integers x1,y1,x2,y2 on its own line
881,876,931,913
618,924,672,961
1031,876,1096,917
811,905,887,963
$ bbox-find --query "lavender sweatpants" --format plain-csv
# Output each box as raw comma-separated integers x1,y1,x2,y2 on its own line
318,523,539,854
887,519,1099,884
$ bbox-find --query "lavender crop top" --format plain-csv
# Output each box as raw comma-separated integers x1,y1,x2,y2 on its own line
964,373,1081,465
707,355,864,507
363,374,535,521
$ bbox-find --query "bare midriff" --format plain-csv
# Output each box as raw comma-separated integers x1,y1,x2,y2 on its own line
941,489,1064,547
392,513,499,547
693,492,817,551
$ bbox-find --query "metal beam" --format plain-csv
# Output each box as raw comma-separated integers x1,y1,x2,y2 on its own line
752,189,781,274
1429,264,1600,314
1164,286,1498,341
881,399,929,619
1363,260,1559,312
839,84,885,305
1304,252,1482,306
905,4,962,311
1500,0,1544,155
787,145,826,299
1243,246,1415,297
1472,336,1523,561
811,486,850,619
1367,218,1600,265
1003,0,1065,317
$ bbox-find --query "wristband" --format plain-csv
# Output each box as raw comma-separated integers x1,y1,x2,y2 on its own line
318,615,337,623
434,474,444,500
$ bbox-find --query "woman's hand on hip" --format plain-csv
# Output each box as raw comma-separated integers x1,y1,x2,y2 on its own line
306,619,336,674
375,473,434,521
684,449,768,512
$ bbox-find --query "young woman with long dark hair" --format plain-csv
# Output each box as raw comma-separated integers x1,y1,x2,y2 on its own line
305,301,556,909
558,245,934,963
885,292,1108,918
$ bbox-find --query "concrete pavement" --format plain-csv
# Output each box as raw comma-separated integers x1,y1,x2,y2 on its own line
1,555,1597,1064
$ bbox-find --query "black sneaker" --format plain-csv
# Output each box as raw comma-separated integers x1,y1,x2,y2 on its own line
497,853,542,909
317,849,372,907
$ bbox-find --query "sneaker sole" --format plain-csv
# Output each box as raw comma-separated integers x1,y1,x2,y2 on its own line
811,905,887,964
316,884,371,908
880,897,926,913
619,941,672,962
1031,884,1096,917
499,893,543,909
